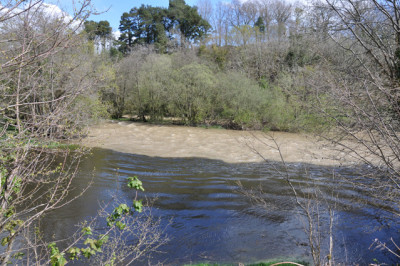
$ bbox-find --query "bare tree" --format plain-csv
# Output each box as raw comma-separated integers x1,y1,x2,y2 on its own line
307,1,335,40
214,1,230,46
319,0,400,210
299,0,400,260
241,0,259,26
0,1,109,264
239,134,336,266
271,0,292,40
257,0,274,40
197,0,213,25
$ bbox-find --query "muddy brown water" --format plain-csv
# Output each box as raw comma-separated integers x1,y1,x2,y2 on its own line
85,121,355,166
39,122,399,264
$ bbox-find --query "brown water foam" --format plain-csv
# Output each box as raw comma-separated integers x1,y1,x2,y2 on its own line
84,121,353,165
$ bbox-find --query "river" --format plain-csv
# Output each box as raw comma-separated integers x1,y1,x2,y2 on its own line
39,122,399,265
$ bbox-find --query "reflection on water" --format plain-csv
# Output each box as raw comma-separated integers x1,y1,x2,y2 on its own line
41,148,400,265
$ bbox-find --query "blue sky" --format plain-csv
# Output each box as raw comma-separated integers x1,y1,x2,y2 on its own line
88,0,203,31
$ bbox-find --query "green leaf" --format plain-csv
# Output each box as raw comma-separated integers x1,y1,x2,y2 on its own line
81,247,96,259
127,176,144,191
133,200,143,213
12,252,24,260
48,243,57,253
100,235,109,243
106,217,114,227
107,203,130,227
48,243,67,266
4,207,14,218
82,226,92,236
4,219,23,235
1,237,9,246
12,178,21,193
84,238,103,252
116,221,126,230
68,247,81,260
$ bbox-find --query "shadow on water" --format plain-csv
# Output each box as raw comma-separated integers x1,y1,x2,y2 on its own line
39,148,400,265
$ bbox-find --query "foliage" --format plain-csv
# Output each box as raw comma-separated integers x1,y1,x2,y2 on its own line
84,20,112,41
127,176,145,191
119,5,169,53
116,49,329,132
0,1,122,265
49,243,67,266
168,0,211,42
118,0,210,53
47,176,148,265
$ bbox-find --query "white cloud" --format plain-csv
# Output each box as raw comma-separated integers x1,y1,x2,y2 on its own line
41,3,65,18
0,2,82,30
41,3,82,29
113,30,121,40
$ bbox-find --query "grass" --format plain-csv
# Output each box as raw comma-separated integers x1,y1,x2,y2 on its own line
42,141,81,150
0,136,81,151
0,122,81,150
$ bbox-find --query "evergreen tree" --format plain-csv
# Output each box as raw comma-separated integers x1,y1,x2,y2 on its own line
84,20,113,51
255,16,265,33
168,0,211,43
118,1,211,53
119,5,169,53
118,11,138,53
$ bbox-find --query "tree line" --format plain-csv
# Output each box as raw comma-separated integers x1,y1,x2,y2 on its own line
87,0,338,132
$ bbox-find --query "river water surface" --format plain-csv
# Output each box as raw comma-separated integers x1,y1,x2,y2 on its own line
40,145,400,265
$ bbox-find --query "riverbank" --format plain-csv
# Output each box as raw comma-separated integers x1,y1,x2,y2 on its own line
84,121,360,166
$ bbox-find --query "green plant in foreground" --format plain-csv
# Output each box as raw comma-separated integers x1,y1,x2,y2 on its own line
48,176,145,266
49,243,67,266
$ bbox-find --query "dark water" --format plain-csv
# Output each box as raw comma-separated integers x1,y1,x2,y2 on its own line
41,148,400,265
